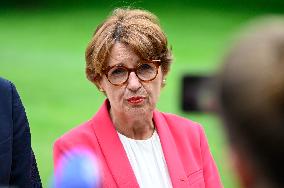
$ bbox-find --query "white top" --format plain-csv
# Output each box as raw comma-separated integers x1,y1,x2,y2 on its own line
117,130,173,188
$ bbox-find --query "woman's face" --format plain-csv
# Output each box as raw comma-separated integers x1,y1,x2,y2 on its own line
99,42,164,118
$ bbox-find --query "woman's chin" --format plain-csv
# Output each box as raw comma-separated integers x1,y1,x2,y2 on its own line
124,105,152,116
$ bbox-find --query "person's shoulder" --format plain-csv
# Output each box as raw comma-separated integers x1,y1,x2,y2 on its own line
161,112,202,130
0,77,10,85
57,120,92,140
0,77,12,93
157,111,207,149
0,77,20,101
0,78,14,111
158,111,204,139
54,120,95,151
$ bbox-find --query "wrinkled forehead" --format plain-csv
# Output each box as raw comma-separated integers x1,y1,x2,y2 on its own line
106,42,141,67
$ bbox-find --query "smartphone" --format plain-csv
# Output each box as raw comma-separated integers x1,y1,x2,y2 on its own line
181,75,216,112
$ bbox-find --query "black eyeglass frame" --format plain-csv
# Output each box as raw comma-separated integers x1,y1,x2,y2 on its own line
103,59,161,86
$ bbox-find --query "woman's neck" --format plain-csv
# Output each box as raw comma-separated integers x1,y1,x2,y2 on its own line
110,108,155,140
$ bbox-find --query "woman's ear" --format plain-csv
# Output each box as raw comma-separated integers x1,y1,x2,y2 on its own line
96,79,105,93
98,86,105,93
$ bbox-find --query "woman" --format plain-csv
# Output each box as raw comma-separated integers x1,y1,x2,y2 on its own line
54,8,222,187
217,17,284,188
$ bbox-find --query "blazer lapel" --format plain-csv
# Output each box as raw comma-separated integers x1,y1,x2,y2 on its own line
91,100,139,188
153,110,190,188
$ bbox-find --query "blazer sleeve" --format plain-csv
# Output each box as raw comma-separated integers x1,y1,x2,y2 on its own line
199,126,223,188
10,82,42,188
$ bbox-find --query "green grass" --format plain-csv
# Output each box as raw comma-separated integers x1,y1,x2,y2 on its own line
0,5,267,187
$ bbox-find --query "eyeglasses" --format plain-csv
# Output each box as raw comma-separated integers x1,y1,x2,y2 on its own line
103,60,161,86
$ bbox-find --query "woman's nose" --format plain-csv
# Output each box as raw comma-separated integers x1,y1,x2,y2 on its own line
127,72,142,91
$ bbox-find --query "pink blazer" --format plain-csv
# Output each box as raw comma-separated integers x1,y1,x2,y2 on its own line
54,100,222,188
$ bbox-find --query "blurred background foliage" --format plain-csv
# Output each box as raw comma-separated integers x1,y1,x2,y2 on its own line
1,0,283,187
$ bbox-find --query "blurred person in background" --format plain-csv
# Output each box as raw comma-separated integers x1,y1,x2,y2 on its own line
217,17,284,188
54,8,222,187
0,77,42,187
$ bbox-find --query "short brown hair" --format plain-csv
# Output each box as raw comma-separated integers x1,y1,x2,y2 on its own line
85,8,172,87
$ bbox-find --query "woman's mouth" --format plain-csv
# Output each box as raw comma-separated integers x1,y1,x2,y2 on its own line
127,96,145,104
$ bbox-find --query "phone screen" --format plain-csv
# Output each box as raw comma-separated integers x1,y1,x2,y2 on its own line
181,75,216,112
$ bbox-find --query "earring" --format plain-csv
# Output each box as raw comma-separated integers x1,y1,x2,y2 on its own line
162,79,166,86
99,88,104,92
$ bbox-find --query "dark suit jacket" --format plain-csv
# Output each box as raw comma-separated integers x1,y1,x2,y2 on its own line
0,77,42,187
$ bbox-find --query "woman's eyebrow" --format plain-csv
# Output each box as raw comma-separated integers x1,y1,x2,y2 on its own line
109,58,142,67
109,62,125,67
114,61,140,67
